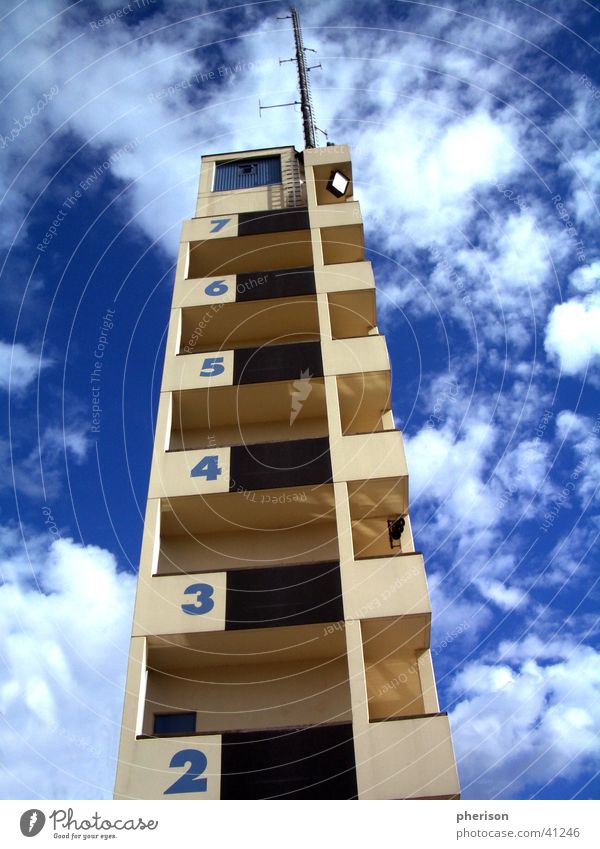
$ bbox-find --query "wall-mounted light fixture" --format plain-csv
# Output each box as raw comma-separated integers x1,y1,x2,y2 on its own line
387,515,406,549
326,169,350,198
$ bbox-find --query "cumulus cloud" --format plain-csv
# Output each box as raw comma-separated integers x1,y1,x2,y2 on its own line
0,525,135,799
0,340,47,393
450,638,600,798
544,293,600,376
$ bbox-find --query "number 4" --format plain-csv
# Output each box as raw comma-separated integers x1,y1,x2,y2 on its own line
190,455,221,480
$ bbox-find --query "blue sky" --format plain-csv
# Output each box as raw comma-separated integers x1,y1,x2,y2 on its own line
1,0,599,800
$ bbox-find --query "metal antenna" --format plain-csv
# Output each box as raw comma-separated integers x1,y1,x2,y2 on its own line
290,5,316,148
259,5,326,148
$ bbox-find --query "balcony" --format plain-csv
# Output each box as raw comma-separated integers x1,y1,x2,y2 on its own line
155,484,338,575
337,371,391,435
341,553,431,621
178,294,320,355
348,474,410,560
187,229,313,279
361,615,431,721
328,289,376,339
359,714,460,799
141,622,353,737
168,378,329,451
321,224,364,265
323,334,390,376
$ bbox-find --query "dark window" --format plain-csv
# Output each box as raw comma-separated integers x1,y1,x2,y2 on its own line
230,437,332,491
153,712,196,736
233,341,323,385
214,156,281,191
235,267,315,302
221,723,358,799
226,561,343,630
237,208,309,236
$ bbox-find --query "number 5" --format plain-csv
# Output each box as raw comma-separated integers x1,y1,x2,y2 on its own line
199,356,225,377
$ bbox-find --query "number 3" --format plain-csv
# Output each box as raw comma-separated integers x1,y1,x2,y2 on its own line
181,583,215,615
164,749,208,795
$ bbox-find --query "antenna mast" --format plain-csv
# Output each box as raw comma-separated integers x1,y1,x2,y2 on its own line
290,6,316,149
259,5,326,148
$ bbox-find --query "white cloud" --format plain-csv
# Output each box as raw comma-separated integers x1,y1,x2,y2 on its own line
0,341,47,393
0,525,135,798
568,261,600,293
544,293,600,376
450,639,600,798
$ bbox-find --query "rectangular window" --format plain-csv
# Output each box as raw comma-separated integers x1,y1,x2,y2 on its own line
153,712,196,735
213,156,282,191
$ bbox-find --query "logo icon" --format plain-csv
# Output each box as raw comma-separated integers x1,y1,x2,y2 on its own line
290,369,313,425
19,810,45,837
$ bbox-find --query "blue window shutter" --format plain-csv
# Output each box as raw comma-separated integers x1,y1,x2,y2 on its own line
214,156,282,191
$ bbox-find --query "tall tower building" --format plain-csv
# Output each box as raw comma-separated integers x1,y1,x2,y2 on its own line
113,140,460,799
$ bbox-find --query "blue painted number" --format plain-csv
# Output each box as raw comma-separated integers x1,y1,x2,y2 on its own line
190,455,222,480
210,218,230,233
199,356,225,377
164,749,208,795
181,583,215,616
204,279,228,296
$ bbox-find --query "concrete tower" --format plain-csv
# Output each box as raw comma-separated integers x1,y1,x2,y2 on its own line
113,142,460,799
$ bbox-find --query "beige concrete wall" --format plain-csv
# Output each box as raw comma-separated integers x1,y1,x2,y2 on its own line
133,572,227,637
341,554,431,621
157,521,339,575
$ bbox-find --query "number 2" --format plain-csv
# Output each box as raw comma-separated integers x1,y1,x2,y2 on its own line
181,583,215,615
164,749,208,795
199,356,225,377
190,455,222,480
